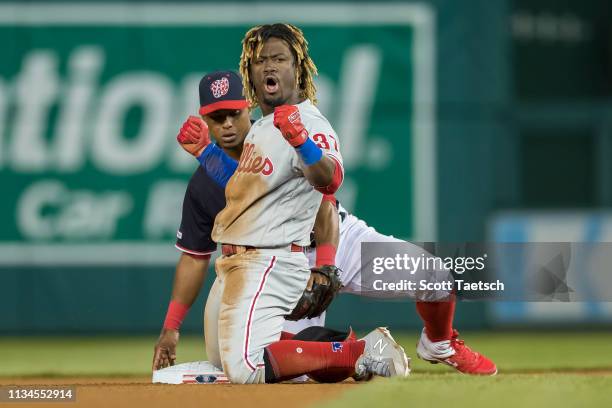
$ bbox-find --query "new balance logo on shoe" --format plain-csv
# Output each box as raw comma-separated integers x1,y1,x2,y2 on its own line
374,338,388,354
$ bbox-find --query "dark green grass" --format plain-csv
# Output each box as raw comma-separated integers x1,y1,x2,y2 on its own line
322,331,612,408
3,331,612,377
3,335,205,377
323,374,612,408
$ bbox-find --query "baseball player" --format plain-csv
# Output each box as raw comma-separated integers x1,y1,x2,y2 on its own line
175,68,497,377
153,71,367,382
154,24,410,384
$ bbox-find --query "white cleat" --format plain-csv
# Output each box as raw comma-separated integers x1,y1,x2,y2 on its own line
354,327,411,380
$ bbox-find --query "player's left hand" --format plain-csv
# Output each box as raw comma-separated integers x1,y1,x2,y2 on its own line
152,328,180,371
273,105,309,147
306,269,330,290
176,115,211,158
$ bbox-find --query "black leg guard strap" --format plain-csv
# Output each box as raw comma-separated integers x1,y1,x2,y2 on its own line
292,326,349,342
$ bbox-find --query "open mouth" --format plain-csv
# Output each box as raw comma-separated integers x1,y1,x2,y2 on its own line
220,133,237,143
264,76,279,94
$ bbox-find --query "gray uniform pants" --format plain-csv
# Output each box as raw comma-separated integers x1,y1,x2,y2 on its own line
204,249,310,384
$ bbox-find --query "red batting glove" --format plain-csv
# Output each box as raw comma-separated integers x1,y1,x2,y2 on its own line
176,116,211,157
273,105,309,147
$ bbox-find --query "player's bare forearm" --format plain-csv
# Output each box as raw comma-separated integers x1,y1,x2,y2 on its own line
313,199,339,248
170,252,209,307
303,155,336,188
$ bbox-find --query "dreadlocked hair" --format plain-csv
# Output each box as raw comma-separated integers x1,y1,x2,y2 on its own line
240,23,318,109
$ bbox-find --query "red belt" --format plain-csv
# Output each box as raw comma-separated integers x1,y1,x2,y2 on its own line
221,243,304,256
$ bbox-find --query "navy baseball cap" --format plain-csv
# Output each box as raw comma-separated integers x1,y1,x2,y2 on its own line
199,70,249,116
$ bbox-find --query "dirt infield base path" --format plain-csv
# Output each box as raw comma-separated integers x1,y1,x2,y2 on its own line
0,377,357,408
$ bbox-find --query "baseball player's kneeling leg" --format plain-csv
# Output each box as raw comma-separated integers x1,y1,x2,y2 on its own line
203,276,224,369
215,251,310,384
215,251,368,384
263,330,365,383
290,326,357,383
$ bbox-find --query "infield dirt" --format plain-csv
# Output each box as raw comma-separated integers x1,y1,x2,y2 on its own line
0,377,358,408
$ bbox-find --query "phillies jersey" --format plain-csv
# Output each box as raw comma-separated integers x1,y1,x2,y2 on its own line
212,100,343,247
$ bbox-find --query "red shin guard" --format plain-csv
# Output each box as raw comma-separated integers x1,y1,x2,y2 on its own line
264,339,364,382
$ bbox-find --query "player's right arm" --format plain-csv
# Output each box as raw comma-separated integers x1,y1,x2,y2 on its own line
153,253,209,370
177,116,238,187
273,105,343,193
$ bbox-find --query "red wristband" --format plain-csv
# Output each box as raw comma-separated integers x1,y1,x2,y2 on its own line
321,194,337,206
163,300,189,330
316,243,337,267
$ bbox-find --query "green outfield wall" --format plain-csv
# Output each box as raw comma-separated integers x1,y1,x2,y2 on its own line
6,0,609,333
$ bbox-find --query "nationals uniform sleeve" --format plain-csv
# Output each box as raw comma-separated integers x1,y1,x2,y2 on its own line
175,166,227,256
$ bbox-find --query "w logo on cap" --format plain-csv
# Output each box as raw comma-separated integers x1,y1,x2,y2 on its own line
210,77,230,98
